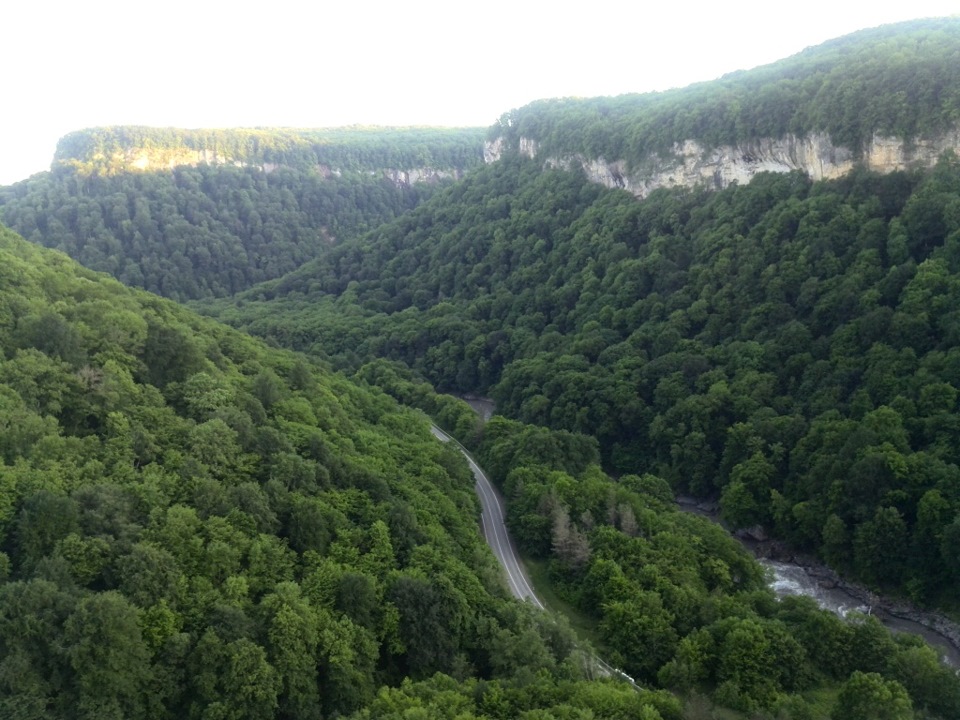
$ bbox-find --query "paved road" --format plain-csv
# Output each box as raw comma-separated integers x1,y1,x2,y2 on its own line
430,425,544,609
430,424,638,687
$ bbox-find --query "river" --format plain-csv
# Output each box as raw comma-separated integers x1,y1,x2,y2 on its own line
679,499,960,668
462,395,496,421
458,396,960,667
762,559,960,665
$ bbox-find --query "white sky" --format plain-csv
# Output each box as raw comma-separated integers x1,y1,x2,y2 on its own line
1,1,958,185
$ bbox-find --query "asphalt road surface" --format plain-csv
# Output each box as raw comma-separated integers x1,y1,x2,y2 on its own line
430,425,544,609
430,424,638,687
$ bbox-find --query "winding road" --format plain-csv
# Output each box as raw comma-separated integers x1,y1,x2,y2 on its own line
430,424,638,687
430,425,544,609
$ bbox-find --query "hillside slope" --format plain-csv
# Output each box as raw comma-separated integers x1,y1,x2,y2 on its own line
0,223,590,718
0,127,484,300
198,21,960,608
487,18,960,197
5,224,960,719
203,144,960,609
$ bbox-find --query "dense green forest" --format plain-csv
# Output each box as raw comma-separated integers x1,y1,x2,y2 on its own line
490,18,960,165
0,224,960,720
366,360,960,719
9,17,960,719
53,126,486,175
9,222,949,719
204,148,960,610
0,224,691,719
0,165,442,301
0,126,485,301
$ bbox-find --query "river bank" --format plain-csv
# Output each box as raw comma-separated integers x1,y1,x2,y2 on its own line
461,395,496,421
677,496,960,667
456,396,960,666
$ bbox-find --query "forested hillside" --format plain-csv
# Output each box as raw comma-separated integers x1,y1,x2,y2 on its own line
53,126,486,175
490,18,960,164
0,165,437,300
0,127,484,300
0,224,691,719
9,221,949,719
10,16,960,719
205,147,960,610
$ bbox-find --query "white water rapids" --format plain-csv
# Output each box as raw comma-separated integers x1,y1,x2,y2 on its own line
762,559,960,667
457,396,960,667
762,559,871,617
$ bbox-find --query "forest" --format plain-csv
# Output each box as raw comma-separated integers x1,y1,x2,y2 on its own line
0,225,688,719
53,126,487,175
0,126,485,300
204,150,960,612
2,222,957,717
490,18,960,166
5,16,960,720
0,164,445,300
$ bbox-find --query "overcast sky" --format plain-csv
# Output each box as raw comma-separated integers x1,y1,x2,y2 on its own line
1,1,958,185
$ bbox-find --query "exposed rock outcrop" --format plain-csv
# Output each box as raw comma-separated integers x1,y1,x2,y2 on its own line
485,130,960,198
64,147,460,188
381,167,464,186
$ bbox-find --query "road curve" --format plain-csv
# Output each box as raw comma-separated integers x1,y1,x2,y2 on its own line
430,425,544,609
430,423,640,688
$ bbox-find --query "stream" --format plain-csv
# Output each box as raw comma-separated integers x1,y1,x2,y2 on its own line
459,396,960,667
679,498,960,668
761,558,960,664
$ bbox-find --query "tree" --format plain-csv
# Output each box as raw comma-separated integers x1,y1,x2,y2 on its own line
386,575,459,679
833,671,913,720
551,506,591,572
117,542,182,607
261,582,322,720
719,452,774,529
14,490,80,572
600,592,678,681
0,579,77,719
853,506,908,586
64,592,151,720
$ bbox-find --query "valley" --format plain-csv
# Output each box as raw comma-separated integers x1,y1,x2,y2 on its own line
4,16,960,720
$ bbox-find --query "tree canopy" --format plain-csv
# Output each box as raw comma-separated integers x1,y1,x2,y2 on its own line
491,18,960,164
203,148,960,610
0,224,603,718
53,126,486,175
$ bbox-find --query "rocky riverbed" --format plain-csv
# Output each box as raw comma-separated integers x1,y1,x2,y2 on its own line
677,496,960,667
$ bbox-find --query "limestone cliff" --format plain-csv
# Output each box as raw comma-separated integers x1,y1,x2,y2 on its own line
59,146,462,188
484,130,960,198
381,167,465,186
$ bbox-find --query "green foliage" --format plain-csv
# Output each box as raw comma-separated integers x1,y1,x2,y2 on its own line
8,22,960,716
491,18,960,163
0,161,455,301
833,671,914,720
471,414,960,716
0,127,483,303
206,148,960,608
347,673,681,720
64,591,151,719
0,224,588,718
52,126,485,175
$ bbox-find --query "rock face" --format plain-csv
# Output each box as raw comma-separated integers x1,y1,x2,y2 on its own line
122,148,244,172
484,130,960,197
381,167,464,186
63,148,462,188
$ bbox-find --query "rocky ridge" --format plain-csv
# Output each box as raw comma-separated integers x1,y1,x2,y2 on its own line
56,147,463,188
485,129,960,197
